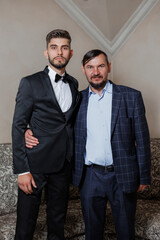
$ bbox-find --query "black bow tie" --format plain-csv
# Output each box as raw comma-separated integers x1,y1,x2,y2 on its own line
55,73,67,83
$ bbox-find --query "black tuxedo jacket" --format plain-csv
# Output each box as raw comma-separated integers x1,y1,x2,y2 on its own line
12,67,80,174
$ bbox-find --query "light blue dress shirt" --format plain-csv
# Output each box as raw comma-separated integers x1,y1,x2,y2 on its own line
85,81,113,166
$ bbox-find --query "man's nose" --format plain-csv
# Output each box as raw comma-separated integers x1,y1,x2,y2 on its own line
93,67,99,75
57,48,62,55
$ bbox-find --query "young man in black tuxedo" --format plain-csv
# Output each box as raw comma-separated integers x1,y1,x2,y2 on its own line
12,29,80,240
25,49,151,240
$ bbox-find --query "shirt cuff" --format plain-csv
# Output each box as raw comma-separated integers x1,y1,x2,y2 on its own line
18,172,30,176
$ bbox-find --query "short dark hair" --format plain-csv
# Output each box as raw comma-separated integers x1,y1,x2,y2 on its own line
46,29,71,47
82,49,109,66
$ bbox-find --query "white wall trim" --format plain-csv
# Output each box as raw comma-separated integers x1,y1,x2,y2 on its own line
55,0,159,58
111,0,159,56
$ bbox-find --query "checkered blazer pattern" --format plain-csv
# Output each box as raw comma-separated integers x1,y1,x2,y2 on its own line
72,81,151,193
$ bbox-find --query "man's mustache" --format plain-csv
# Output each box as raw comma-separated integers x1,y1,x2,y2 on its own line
54,56,66,60
91,75,103,79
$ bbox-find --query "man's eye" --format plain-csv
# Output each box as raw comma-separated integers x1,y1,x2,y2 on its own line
99,65,104,68
87,66,92,69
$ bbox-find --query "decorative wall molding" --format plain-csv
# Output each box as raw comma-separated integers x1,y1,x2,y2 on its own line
55,0,159,59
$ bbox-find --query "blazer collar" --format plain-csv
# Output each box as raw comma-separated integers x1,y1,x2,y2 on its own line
44,65,49,75
42,67,63,113
44,66,71,82
82,81,122,138
43,66,79,113
111,81,122,137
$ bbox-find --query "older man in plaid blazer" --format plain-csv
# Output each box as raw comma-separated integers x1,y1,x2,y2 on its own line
25,49,151,240
72,49,151,240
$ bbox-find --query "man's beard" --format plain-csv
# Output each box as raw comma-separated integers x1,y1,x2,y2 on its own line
89,75,107,90
90,81,106,90
48,57,69,69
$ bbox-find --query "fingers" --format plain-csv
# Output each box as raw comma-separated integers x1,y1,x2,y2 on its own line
25,136,39,148
25,129,39,148
26,182,34,194
18,181,33,194
31,177,37,189
137,185,148,192
18,173,35,194
27,129,33,136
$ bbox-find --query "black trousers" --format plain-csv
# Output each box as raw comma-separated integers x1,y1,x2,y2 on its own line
80,166,137,240
14,161,71,240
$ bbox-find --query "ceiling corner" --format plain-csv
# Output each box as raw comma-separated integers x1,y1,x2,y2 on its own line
55,0,159,59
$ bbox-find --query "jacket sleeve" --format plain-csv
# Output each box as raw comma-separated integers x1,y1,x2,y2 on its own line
12,77,34,174
134,91,151,185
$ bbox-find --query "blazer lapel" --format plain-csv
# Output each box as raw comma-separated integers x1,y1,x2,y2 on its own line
81,87,89,139
82,83,121,139
41,67,64,114
41,68,80,116
111,82,122,138
65,73,80,109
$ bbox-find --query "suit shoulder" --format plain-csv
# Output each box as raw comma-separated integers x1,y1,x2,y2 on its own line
115,83,141,95
80,87,88,97
81,87,89,94
19,71,46,90
22,70,44,81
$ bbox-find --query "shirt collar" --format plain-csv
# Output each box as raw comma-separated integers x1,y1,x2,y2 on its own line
48,66,65,82
89,80,112,96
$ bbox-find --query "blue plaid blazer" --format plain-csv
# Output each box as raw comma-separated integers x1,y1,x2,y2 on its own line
72,81,151,193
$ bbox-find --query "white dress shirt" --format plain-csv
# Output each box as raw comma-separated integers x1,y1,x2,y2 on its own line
48,66,72,112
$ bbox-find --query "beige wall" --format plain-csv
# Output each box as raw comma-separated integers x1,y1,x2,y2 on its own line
0,0,98,143
0,0,159,143
113,1,160,138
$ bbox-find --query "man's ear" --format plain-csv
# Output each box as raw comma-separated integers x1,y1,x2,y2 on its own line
69,49,73,59
82,65,85,75
44,50,48,60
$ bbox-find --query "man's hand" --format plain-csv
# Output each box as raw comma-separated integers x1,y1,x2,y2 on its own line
25,129,39,148
137,185,149,192
18,173,37,194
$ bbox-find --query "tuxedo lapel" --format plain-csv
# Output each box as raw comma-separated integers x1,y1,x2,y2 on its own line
111,83,122,138
65,73,80,109
40,68,80,118
41,67,64,114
